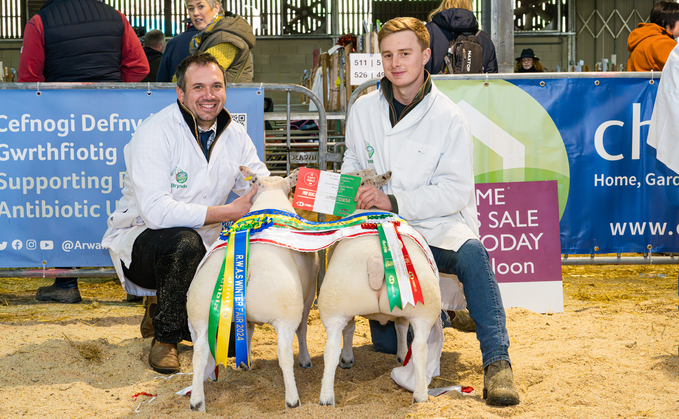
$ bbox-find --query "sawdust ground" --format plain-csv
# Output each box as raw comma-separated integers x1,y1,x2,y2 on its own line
0,263,678,419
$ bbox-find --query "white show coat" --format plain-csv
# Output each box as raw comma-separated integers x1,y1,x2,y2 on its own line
648,43,679,174
342,83,479,252
101,102,269,295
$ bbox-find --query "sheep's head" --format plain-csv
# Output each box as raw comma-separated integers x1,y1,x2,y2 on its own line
240,166,299,198
345,169,392,188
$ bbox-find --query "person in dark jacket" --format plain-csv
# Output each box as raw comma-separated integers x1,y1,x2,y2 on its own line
156,22,199,82
514,48,545,72
18,0,148,82
425,0,498,74
17,0,149,305
141,30,165,82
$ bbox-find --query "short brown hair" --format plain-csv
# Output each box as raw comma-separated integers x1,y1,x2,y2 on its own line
176,53,226,91
144,29,165,49
651,1,679,29
378,17,430,52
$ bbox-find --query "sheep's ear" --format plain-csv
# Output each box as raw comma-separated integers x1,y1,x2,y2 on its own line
239,166,258,185
345,168,377,179
367,171,392,188
285,168,300,189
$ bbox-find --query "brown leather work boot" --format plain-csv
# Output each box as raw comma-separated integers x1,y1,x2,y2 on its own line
140,296,157,338
483,360,520,406
447,309,476,333
148,338,179,374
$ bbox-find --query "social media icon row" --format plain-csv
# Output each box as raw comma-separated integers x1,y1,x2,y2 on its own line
0,240,54,251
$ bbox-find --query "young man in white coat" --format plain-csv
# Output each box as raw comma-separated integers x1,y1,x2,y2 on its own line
341,17,519,406
102,53,268,373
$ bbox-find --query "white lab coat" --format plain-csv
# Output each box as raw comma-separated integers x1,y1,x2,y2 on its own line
648,43,679,174
101,102,269,295
342,83,479,252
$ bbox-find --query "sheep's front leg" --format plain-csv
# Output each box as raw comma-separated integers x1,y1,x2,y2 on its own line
189,326,210,412
273,322,300,408
409,318,435,403
296,286,315,368
243,321,254,370
339,317,355,369
319,317,350,406
394,317,410,364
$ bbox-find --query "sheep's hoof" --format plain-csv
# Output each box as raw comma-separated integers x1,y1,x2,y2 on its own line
286,399,301,408
339,358,354,369
190,400,205,412
299,360,313,369
319,397,334,406
238,361,251,371
397,356,404,364
412,394,429,404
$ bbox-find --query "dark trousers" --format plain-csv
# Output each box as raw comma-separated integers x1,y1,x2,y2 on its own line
122,227,206,344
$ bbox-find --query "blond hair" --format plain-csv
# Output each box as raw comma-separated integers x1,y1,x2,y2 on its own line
184,0,221,11
428,0,473,22
378,17,430,52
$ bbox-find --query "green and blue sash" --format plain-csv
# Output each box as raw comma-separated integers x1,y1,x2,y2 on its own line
208,229,250,368
232,229,250,368
207,210,432,369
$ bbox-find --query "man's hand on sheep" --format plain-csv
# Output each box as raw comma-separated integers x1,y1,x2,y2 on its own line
204,184,258,225
355,184,392,211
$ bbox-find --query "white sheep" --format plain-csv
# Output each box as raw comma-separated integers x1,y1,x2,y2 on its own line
187,167,319,411
318,170,443,405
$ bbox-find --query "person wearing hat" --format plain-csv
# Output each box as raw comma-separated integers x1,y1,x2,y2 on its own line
515,48,545,72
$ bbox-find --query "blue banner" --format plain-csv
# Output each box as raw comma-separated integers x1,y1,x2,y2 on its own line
0,87,263,268
509,78,678,254
435,76,678,254
2,78,677,268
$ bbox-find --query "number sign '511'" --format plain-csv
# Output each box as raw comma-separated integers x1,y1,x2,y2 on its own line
350,53,384,86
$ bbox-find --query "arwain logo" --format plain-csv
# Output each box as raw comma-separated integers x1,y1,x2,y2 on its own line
365,141,375,163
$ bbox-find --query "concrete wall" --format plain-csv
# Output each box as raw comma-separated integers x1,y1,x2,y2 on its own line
514,35,569,73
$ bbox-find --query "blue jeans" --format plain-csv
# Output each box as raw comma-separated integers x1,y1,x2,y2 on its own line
430,239,510,369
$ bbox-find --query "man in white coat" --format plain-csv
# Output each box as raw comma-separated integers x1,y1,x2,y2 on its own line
101,53,268,373
341,17,519,406
648,42,679,174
